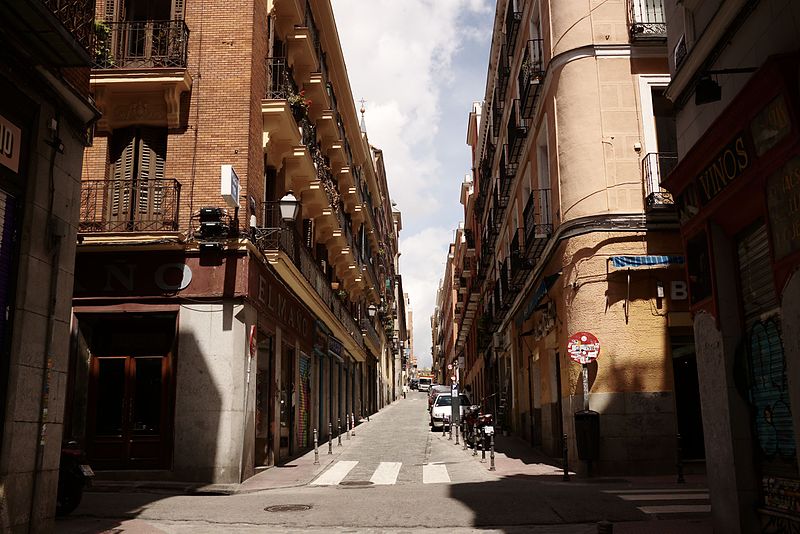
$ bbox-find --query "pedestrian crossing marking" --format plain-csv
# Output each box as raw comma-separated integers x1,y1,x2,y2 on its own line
370,462,402,485
617,493,709,501
637,505,711,514
422,462,450,484
311,460,358,486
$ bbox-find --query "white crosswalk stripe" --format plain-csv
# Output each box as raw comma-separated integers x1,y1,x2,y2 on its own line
603,488,711,516
422,462,451,484
369,462,402,485
311,460,456,486
311,460,358,486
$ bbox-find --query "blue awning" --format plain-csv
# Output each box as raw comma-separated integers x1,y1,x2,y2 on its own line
609,255,685,269
515,272,561,327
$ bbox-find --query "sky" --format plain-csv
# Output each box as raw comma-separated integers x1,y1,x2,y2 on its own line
331,0,495,369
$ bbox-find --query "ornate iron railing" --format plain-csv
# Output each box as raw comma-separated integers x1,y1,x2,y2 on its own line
266,57,299,100
519,39,545,119
253,203,365,351
628,0,667,40
93,20,189,69
505,1,522,53
509,228,530,288
42,0,95,53
507,99,528,163
492,93,504,139
642,152,676,209
79,178,181,232
497,45,511,102
522,188,552,261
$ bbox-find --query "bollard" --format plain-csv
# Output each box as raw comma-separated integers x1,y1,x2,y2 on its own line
338,419,342,446
676,433,685,484
367,412,370,422
597,520,613,534
442,416,447,437
328,423,333,455
480,433,486,463
448,419,453,441
455,423,459,445
351,413,355,437
472,424,478,456
313,428,319,465
346,416,351,440
562,433,570,482
489,432,496,471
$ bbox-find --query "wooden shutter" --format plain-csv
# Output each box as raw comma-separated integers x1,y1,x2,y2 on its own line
136,127,167,217
170,0,185,20
109,128,136,220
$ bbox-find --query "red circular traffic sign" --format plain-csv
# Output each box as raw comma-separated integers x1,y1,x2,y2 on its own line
567,332,600,364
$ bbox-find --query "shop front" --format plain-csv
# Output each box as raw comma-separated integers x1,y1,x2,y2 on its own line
663,53,800,531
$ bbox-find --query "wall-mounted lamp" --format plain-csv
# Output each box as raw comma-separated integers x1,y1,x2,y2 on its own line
656,279,665,298
695,67,758,106
367,304,377,317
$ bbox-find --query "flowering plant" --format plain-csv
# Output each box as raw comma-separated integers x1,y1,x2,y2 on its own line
287,90,312,113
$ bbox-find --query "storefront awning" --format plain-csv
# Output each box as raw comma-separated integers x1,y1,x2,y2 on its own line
515,272,561,327
609,255,685,270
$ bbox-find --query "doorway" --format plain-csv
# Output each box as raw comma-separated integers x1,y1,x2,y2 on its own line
279,346,295,461
671,336,705,460
85,314,175,469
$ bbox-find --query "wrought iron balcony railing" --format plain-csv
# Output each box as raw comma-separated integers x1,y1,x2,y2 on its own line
253,202,365,351
497,45,511,102
507,99,528,163
491,95,504,139
79,178,181,233
266,57,297,99
499,146,516,200
361,317,380,349
509,228,531,289
499,259,512,310
522,188,552,262
628,0,667,41
519,39,545,119
93,20,189,69
642,152,677,209
43,0,95,53
505,1,522,53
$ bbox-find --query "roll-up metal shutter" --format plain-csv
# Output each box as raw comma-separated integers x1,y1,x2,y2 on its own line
737,222,797,468
0,190,17,352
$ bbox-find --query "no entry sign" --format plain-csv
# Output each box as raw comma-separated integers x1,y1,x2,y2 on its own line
567,332,600,364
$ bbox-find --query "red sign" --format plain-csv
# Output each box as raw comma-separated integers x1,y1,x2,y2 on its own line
567,332,600,364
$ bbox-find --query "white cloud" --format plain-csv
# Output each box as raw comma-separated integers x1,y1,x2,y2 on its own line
331,0,491,366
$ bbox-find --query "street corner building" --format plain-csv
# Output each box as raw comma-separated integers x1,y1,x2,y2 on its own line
66,0,406,489
659,0,800,531
437,0,704,483
0,0,100,531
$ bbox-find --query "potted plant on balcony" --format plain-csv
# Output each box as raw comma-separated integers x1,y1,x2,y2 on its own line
94,21,114,68
336,288,348,300
288,90,312,121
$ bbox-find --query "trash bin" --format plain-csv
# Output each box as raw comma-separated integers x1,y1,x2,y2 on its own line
574,410,600,461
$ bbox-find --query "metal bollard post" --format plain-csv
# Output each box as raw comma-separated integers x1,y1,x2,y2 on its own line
597,520,613,534
489,432,496,471
443,416,447,437
472,424,478,456
448,419,453,440
367,412,370,422
455,422,459,445
313,428,319,465
351,413,355,437
346,416,351,440
562,433,570,482
328,423,333,455
338,419,342,446
676,433,685,484
480,433,486,463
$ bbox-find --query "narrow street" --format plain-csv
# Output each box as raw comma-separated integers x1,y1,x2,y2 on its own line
56,392,711,533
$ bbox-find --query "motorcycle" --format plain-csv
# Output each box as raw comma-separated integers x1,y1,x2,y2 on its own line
462,406,494,447
56,440,94,516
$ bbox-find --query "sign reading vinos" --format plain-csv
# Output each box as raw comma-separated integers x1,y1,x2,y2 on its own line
567,332,600,365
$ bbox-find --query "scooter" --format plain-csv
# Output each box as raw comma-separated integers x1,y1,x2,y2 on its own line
56,440,94,516
462,406,494,447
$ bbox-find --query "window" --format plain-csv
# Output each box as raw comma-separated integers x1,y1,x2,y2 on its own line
107,127,167,222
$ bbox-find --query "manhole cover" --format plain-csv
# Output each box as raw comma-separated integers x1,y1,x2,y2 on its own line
338,480,374,487
264,504,312,512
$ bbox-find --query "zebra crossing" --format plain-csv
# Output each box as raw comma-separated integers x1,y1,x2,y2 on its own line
310,460,455,487
602,488,711,517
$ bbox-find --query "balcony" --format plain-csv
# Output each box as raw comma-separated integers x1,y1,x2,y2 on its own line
519,39,545,119
522,188,552,262
474,155,492,216
628,0,667,41
253,203,366,352
499,147,516,199
79,178,181,233
91,20,191,131
491,92,504,139
505,1,522,53
497,45,511,102
642,152,677,209
507,99,528,163
509,228,531,289
464,228,476,257
1,0,94,67
499,259,512,310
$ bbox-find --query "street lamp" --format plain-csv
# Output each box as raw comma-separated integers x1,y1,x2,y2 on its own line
367,304,377,317
279,191,300,222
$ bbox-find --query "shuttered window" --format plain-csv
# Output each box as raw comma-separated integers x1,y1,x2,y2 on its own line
108,127,167,227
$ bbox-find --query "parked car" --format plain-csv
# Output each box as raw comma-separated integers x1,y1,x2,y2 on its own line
428,385,450,412
430,393,472,429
